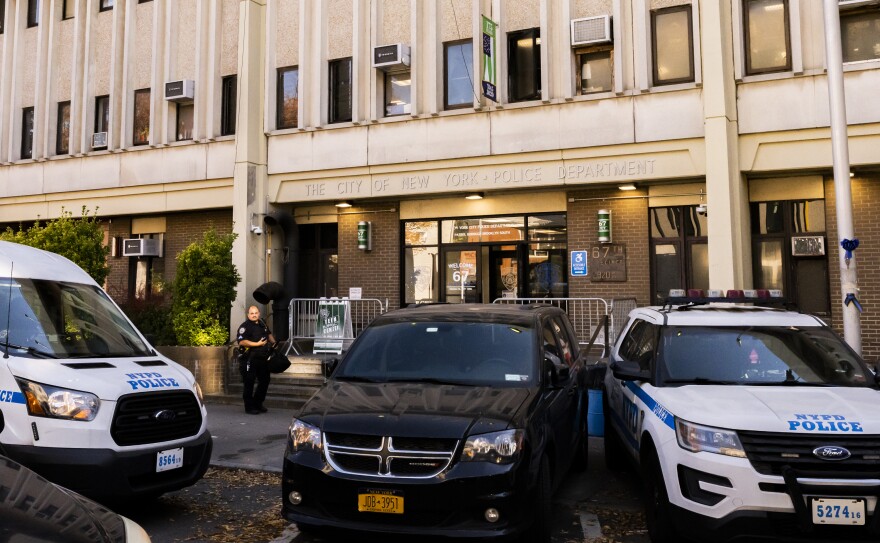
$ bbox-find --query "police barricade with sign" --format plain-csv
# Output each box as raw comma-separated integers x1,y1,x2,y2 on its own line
313,299,354,354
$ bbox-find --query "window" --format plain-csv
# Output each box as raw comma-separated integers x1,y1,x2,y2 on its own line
220,75,237,136
138,0,153,3
577,49,613,94
21,107,35,159
27,0,40,28
650,206,708,304
176,103,193,141
99,0,113,12
329,58,352,124
62,0,74,20
1,0,6,34
276,67,298,129
651,5,695,85
841,9,880,63
507,28,541,102
384,71,411,116
56,101,71,155
744,0,790,74
444,40,474,109
132,89,150,146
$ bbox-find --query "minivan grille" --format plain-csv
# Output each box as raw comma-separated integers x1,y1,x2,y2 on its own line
739,431,880,477
111,391,202,446
324,434,458,478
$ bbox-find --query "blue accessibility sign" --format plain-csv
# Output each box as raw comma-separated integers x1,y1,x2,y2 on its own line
570,251,588,276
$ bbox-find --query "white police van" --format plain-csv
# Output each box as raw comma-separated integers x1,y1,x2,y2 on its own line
0,241,212,499
603,290,880,542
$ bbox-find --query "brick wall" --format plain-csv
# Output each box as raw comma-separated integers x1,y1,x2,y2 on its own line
338,203,401,310
825,175,880,360
567,188,651,306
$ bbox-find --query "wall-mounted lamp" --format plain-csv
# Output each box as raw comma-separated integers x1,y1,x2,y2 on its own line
850,172,855,178
618,183,637,191
336,201,353,208
465,192,484,200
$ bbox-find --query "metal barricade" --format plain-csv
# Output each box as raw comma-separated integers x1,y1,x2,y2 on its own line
288,298,388,354
492,298,611,355
609,297,638,344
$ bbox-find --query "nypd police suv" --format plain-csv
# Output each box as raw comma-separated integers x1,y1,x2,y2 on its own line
0,241,212,499
604,291,880,542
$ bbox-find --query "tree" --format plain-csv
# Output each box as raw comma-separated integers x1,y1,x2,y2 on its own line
172,228,240,346
0,207,110,285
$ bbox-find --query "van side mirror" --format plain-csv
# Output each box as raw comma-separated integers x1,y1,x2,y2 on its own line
322,357,339,378
543,355,570,388
610,359,652,383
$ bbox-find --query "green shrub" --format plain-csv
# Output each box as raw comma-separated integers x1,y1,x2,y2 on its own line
171,228,240,346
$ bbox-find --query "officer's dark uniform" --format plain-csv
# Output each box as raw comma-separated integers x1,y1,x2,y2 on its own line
236,318,273,413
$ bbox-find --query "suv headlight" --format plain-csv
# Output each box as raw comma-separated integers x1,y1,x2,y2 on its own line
16,379,100,421
461,429,524,464
676,418,746,458
288,418,322,453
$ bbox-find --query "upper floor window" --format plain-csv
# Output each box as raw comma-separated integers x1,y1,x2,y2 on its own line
94,95,110,149
99,0,114,12
507,28,541,102
651,5,695,85
744,0,790,75
444,40,474,109
27,0,40,28
577,48,613,94
841,8,880,63
221,75,237,136
329,58,352,124
133,89,150,146
57,101,71,155
176,103,193,141
21,107,35,159
276,67,299,129
62,0,74,20
1,0,6,34
384,71,411,117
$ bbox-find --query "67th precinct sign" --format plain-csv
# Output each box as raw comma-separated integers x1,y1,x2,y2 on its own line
481,16,497,102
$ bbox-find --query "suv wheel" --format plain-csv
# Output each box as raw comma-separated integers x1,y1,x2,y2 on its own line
522,456,552,543
643,454,677,543
571,416,589,472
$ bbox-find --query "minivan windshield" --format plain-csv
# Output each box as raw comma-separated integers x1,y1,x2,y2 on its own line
0,279,152,359
658,326,875,387
336,321,537,386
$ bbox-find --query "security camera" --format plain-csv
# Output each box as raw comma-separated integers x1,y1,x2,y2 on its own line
696,204,707,216
250,225,263,235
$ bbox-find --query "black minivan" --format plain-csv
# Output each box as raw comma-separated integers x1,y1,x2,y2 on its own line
281,303,589,542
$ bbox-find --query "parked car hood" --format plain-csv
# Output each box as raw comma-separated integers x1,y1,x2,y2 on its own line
299,380,532,438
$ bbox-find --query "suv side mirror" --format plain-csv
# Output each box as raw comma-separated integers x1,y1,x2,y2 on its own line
610,359,652,383
543,356,571,387
322,357,339,378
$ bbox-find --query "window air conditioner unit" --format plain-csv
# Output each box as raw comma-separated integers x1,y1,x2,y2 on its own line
372,44,410,71
571,15,612,47
122,238,162,257
91,132,108,148
164,79,195,102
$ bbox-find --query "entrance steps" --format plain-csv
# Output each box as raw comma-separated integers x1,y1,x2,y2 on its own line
206,355,326,412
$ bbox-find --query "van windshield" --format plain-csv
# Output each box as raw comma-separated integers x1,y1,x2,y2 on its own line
0,279,152,359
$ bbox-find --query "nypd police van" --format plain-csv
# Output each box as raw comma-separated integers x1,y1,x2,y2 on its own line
0,241,212,499
603,292,880,542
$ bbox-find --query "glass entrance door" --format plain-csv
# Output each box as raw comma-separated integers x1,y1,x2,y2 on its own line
443,248,479,303
488,245,520,301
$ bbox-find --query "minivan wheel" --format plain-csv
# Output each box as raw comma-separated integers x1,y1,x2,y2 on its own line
643,454,677,543
522,456,552,543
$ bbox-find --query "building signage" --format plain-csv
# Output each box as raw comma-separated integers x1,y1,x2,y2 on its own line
570,251,588,277
588,244,627,282
314,299,352,354
481,16,497,102
357,221,372,250
598,209,611,243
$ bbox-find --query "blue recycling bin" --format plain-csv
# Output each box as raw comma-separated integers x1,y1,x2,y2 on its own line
587,389,604,437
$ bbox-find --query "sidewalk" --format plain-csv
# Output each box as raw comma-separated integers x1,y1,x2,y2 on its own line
206,400,297,473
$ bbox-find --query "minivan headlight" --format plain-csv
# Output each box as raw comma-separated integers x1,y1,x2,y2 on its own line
288,418,322,453
461,429,524,464
676,418,746,458
16,379,100,421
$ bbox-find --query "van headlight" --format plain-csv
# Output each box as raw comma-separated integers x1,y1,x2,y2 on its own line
461,429,524,464
16,379,100,421
288,418,322,452
676,418,746,458
194,382,205,406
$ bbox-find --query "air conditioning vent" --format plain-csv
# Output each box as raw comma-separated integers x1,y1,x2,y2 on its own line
92,132,108,148
373,44,411,71
165,80,195,102
571,15,612,47
122,238,162,257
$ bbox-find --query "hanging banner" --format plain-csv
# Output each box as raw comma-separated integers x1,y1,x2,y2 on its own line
314,299,353,354
481,16,498,102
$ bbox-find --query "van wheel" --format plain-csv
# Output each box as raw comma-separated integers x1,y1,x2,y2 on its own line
571,416,589,472
643,454,677,543
522,456,552,543
603,418,626,471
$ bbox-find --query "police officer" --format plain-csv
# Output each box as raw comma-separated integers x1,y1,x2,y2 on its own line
236,305,276,414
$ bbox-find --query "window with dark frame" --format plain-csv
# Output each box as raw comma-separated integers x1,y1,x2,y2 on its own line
577,48,613,94
329,57,352,124
132,89,150,146
94,95,110,149
99,0,114,12
21,107,35,159
276,67,298,129
384,71,411,117
444,40,474,109
649,206,708,304
744,0,791,75
27,0,40,28
841,8,880,63
1,0,6,34
651,5,695,86
56,101,71,155
507,28,541,102
220,75,237,136
62,0,74,20
176,103,193,141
